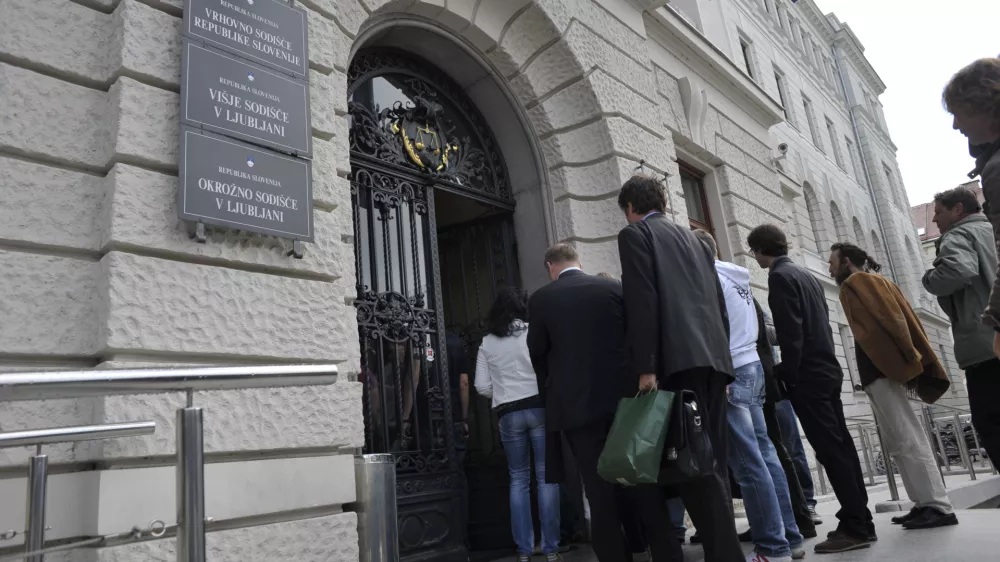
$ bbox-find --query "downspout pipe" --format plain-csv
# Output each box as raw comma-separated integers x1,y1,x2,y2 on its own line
832,43,899,283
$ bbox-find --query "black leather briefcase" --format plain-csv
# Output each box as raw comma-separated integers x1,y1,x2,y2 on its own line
657,390,717,484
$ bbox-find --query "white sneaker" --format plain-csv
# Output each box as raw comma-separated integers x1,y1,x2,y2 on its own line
746,552,792,562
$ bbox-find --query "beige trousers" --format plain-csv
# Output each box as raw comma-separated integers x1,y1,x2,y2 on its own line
866,378,953,514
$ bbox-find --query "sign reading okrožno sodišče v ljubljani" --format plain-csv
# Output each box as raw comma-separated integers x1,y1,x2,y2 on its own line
181,41,311,157
183,0,308,80
179,127,314,242
180,0,313,246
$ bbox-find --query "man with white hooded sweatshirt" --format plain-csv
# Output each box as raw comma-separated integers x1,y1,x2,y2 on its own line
694,230,804,562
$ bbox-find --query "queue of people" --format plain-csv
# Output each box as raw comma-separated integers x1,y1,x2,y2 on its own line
467,55,1000,562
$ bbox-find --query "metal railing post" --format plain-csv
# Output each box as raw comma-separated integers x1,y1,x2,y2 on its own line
24,450,48,562
921,406,946,487
930,414,951,473
816,464,828,496
873,424,899,501
953,413,976,481
857,426,875,486
971,423,988,469
177,405,206,562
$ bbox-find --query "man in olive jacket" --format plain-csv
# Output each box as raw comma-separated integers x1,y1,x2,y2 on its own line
921,186,1000,467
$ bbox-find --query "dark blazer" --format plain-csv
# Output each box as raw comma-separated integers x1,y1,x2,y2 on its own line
527,270,633,432
766,256,843,388
617,213,733,382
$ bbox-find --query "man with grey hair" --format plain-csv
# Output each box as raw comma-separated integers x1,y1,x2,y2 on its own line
528,244,670,562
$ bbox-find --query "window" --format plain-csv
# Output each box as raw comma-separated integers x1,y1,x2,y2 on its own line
777,2,789,32
882,162,901,207
774,67,793,123
812,42,824,70
679,163,713,233
802,94,821,149
739,34,756,81
845,136,859,178
826,117,843,168
763,0,774,16
789,18,802,48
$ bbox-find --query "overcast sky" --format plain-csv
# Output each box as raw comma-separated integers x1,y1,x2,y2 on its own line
812,0,1000,206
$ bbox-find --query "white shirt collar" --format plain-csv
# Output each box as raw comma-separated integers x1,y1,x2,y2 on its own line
558,266,583,277
642,211,661,220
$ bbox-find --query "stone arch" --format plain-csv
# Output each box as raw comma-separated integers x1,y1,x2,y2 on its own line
830,201,849,246
347,1,664,279
802,182,825,253
852,217,867,248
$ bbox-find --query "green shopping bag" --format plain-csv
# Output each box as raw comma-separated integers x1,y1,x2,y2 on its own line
597,389,674,485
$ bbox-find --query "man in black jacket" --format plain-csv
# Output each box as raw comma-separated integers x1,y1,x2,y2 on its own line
528,244,668,562
616,175,743,562
747,225,875,554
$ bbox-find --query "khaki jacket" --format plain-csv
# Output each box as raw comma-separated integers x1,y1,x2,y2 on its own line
839,272,949,404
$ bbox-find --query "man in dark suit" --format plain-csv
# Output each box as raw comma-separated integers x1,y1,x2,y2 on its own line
528,244,668,562
747,224,875,554
616,175,743,562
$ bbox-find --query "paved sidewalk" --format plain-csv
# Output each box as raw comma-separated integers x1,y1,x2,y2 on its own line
543,473,999,562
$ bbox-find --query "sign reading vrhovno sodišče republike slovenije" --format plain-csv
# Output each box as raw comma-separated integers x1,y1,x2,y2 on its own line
179,127,313,242
181,41,311,157
183,0,308,79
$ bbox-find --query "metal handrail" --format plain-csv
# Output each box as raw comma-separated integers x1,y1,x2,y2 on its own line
0,364,338,401
0,422,156,449
0,364,338,562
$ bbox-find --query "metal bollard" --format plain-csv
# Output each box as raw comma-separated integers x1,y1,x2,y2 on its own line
177,407,206,562
24,450,47,562
953,413,976,481
356,454,398,562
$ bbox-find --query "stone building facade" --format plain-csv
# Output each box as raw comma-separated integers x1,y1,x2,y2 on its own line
0,0,965,560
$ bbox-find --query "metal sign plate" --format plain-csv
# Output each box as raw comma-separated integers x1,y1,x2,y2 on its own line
178,126,313,241
181,41,311,157
184,0,309,79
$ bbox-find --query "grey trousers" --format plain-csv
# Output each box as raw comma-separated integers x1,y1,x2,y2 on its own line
866,378,953,514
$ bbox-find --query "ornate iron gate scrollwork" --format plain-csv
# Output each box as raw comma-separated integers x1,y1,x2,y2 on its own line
348,48,515,562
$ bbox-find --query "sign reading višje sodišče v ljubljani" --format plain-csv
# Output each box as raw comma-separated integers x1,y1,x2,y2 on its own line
181,41,311,157
179,127,314,242
180,0,312,245
183,0,308,79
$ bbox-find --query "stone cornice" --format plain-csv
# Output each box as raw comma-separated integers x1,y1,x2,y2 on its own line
833,30,886,94
645,6,785,128
854,107,898,153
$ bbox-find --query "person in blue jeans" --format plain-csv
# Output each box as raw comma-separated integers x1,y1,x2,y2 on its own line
475,288,561,562
696,230,803,562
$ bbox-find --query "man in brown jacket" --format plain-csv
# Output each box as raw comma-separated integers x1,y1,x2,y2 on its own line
829,243,958,530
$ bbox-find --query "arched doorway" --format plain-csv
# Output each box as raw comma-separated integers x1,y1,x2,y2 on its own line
348,47,521,562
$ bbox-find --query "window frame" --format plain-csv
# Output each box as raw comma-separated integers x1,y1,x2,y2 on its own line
825,116,844,168
678,162,714,234
738,32,757,81
802,93,822,150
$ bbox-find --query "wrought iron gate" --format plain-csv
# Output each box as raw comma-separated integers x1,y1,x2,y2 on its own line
348,48,515,562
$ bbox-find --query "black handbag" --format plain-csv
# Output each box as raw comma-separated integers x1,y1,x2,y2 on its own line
657,390,718,484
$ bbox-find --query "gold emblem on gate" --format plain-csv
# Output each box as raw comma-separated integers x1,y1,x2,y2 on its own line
388,97,459,173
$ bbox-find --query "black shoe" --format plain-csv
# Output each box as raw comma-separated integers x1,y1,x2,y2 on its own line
799,525,817,539
814,531,874,554
737,529,753,543
903,508,959,530
808,506,823,525
892,507,922,525
689,532,701,544
827,529,877,542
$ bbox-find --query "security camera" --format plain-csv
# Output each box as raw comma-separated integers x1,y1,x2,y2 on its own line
778,143,789,154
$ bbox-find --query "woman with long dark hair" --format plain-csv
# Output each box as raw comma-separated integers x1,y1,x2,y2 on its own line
474,287,560,562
